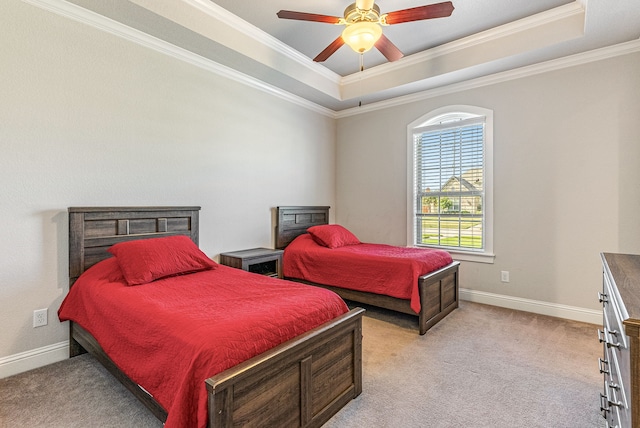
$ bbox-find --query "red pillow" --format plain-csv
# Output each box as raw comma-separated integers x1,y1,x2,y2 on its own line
307,224,361,249
108,235,216,285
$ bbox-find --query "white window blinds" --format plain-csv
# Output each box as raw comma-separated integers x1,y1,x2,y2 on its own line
413,116,485,250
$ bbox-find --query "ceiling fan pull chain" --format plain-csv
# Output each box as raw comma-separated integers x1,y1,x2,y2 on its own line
358,54,364,107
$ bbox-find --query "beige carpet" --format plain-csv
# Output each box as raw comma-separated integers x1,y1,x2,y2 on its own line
0,301,604,427
326,301,604,427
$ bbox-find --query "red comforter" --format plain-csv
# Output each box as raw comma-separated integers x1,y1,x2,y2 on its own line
58,258,348,428
283,234,453,313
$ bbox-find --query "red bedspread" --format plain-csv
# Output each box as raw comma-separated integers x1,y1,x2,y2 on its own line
283,234,453,313
58,258,348,428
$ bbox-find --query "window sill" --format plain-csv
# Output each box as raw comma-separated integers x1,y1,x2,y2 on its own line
448,250,495,264
412,246,495,264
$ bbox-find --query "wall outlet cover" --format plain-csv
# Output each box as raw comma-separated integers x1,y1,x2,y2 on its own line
33,308,48,327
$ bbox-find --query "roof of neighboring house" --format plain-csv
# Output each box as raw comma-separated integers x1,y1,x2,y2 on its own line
441,168,483,192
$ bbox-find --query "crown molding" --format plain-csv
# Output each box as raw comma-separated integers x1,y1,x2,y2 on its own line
336,38,640,118
22,0,336,117
127,0,342,99
178,0,341,84
339,2,585,99
341,2,585,83
20,0,640,119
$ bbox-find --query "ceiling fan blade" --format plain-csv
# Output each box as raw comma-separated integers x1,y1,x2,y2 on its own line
384,1,454,25
356,0,375,11
313,36,345,62
375,34,404,62
276,10,341,24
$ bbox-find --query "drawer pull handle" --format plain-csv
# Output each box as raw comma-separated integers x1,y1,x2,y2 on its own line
607,339,621,349
598,329,621,349
600,392,610,416
601,381,623,409
598,292,608,304
598,358,609,374
601,392,623,409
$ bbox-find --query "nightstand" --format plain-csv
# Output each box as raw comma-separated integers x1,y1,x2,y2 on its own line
219,248,284,278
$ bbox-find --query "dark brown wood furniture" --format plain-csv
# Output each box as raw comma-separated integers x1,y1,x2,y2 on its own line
67,206,364,428
276,206,459,335
220,247,284,278
600,253,640,428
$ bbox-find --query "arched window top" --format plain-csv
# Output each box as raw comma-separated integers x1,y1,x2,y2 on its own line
407,105,494,263
412,105,492,128
420,111,480,127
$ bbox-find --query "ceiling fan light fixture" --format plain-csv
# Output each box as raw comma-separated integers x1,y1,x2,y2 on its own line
341,21,382,53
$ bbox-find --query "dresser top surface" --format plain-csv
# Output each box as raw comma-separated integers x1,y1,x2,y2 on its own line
602,252,640,324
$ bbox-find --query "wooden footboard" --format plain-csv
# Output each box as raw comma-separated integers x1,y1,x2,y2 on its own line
206,308,364,427
417,261,459,334
287,261,459,335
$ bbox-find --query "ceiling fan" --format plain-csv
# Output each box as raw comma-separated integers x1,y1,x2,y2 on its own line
277,0,454,63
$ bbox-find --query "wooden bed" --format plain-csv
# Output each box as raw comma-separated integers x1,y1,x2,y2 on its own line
67,206,364,428
276,206,459,335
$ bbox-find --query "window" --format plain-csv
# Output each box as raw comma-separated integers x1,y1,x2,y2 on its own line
407,106,494,263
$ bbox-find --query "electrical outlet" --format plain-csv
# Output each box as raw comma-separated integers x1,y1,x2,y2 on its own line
33,308,48,328
501,271,510,283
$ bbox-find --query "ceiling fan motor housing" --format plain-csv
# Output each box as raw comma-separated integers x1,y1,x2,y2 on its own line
343,3,382,24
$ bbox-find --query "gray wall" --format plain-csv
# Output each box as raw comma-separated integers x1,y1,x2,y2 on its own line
0,0,335,363
336,52,640,312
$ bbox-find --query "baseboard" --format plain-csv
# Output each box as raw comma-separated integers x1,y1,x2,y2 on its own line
460,288,602,325
0,341,69,379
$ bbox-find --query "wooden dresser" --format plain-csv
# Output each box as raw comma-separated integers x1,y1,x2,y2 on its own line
600,253,640,427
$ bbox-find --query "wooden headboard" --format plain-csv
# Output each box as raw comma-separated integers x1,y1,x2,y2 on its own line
68,206,201,285
275,206,330,249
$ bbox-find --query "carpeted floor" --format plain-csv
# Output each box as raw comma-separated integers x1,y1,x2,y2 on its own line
0,301,605,428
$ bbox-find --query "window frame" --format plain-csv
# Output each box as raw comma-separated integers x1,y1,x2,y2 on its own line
407,105,495,263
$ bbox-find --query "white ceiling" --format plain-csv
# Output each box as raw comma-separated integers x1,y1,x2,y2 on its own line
55,0,640,111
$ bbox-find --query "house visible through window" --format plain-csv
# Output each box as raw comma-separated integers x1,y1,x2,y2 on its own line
407,106,494,263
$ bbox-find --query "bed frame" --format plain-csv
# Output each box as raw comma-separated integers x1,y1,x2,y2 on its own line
67,206,364,427
276,206,459,335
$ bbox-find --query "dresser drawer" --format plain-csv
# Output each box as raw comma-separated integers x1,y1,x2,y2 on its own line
609,344,629,408
602,348,626,427
602,379,622,428
616,343,632,427
602,273,628,350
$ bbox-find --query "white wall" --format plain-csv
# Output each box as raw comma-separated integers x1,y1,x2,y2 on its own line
0,0,335,371
336,51,640,315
